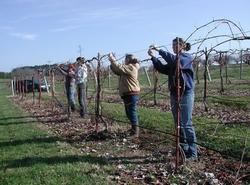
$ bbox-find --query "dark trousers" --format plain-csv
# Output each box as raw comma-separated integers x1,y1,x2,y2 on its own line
77,82,87,117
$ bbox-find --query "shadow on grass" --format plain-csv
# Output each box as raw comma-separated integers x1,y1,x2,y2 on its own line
0,118,68,126
0,136,65,147
2,155,107,170
0,114,64,121
0,120,38,125
0,135,106,148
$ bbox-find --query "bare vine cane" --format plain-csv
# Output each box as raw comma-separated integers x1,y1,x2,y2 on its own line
175,37,181,170
148,43,184,169
20,75,24,99
50,69,55,112
24,75,27,97
85,53,109,133
32,74,35,104
95,53,109,132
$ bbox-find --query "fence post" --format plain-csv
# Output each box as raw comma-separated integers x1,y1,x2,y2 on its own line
11,79,14,96
44,76,50,93
95,53,101,132
108,65,111,88
153,69,158,105
240,50,243,80
21,76,25,99
219,52,224,94
203,48,209,111
225,54,229,84
144,67,151,87
38,70,42,107
13,76,16,95
32,75,35,104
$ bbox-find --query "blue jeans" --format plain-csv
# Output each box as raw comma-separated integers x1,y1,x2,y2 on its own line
122,95,139,125
170,89,197,158
66,84,76,110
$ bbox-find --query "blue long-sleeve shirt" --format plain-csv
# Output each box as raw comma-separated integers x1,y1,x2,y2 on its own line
151,49,194,95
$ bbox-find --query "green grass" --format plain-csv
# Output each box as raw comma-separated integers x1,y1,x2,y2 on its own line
98,102,250,160
208,95,250,110
0,80,114,185
201,64,250,80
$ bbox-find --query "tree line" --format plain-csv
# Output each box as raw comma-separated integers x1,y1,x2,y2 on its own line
0,72,11,79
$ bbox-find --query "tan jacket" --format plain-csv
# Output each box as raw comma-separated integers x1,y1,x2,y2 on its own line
110,61,140,97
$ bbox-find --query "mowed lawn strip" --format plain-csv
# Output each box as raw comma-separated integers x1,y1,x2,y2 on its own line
0,81,114,185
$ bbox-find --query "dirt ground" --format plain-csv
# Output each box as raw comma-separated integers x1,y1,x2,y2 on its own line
12,96,250,185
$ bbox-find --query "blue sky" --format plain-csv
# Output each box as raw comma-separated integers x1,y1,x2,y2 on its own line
0,0,250,72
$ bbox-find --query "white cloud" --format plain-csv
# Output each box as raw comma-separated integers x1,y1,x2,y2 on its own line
50,25,80,32
10,32,38,40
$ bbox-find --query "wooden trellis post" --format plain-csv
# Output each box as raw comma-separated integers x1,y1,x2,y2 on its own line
206,66,212,82
11,79,14,96
219,52,224,94
153,69,158,105
195,60,200,84
25,76,28,97
225,54,229,84
38,69,42,107
44,76,50,93
21,76,25,99
13,76,16,96
108,65,111,88
32,75,35,104
240,50,243,80
144,67,151,87
95,53,101,132
203,48,209,111
17,78,20,96
50,69,55,111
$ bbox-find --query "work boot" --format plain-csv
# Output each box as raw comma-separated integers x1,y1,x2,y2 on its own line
131,124,139,138
80,109,85,118
71,104,76,112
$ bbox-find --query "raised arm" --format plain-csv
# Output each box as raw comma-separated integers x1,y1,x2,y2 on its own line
151,57,169,75
158,49,175,66
57,66,68,76
108,53,135,76
148,48,169,75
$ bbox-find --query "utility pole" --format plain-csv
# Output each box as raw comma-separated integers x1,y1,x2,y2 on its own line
79,45,82,57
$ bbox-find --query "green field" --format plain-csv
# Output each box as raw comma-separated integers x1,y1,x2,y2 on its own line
0,80,115,185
